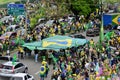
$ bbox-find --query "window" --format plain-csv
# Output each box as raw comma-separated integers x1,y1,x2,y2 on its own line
3,66,12,70
27,74,31,78
14,63,24,69
11,77,23,80
0,57,9,61
24,76,27,80
15,26,20,30
10,57,13,61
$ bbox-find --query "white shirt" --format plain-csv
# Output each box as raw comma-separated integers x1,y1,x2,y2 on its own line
7,50,10,54
85,63,90,70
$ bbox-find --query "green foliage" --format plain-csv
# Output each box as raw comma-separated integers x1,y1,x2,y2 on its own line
105,0,120,4
70,0,91,16
69,0,97,16
35,14,40,20
30,6,46,29
0,0,19,5
30,18,37,29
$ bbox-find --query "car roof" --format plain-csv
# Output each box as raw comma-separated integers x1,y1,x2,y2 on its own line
3,61,20,66
70,34,84,37
1,32,14,37
12,73,27,77
0,56,12,58
8,25,18,28
0,36,5,40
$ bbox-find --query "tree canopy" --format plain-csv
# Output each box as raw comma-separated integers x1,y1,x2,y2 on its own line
65,0,98,16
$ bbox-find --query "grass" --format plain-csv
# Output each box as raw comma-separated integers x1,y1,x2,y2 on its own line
0,0,20,5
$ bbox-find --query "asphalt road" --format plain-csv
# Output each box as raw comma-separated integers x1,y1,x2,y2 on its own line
0,31,99,80
0,53,54,80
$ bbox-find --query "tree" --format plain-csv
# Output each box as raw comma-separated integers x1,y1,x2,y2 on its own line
69,0,91,16
105,0,120,4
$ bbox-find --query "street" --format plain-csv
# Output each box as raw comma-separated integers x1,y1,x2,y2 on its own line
0,52,55,80
0,32,99,80
0,0,120,80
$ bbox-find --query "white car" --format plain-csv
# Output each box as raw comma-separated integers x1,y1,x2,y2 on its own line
10,73,34,80
0,56,19,68
6,25,26,36
0,16,14,23
117,26,120,30
0,61,28,77
1,32,17,39
45,20,54,27
6,25,19,32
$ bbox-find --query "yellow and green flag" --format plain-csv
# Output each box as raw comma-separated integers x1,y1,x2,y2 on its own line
103,13,120,26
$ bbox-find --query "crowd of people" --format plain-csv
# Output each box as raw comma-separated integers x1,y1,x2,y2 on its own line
38,34,120,80
0,3,120,80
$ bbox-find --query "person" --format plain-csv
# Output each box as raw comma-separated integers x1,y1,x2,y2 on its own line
42,58,49,77
48,50,52,65
34,47,39,62
84,69,89,80
6,47,10,55
18,46,24,59
45,63,49,77
39,64,46,80
17,49,21,58
23,47,27,56
0,53,2,56
90,39,94,48
42,58,47,66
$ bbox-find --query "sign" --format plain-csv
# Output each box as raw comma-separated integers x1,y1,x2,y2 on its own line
7,4,25,16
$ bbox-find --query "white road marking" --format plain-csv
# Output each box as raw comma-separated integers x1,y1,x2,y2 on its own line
35,70,40,75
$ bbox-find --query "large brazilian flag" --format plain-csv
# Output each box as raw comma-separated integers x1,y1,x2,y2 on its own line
103,13,120,26
22,35,88,51
42,35,88,49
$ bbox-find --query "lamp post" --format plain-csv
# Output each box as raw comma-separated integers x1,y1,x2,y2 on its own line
25,0,29,36
101,0,103,16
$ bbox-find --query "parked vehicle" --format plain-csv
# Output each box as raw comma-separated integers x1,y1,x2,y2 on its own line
0,61,28,77
0,56,19,68
10,73,34,80
1,32,17,39
6,25,19,32
86,28,100,37
6,25,26,36
0,16,14,24
69,34,86,39
117,26,120,30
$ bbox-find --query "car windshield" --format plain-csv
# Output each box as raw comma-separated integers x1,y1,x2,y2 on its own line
0,57,9,61
1,33,11,37
11,77,23,80
3,65,12,70
0,57,13,61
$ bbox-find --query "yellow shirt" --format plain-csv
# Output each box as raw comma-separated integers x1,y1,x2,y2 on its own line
81,51,85,56
117,37,120,43
67,65,71,72
42,61,47,66
96,77,100,80
90,40,94,45
77,74,81,80
90,75,94,80
19,47,24,53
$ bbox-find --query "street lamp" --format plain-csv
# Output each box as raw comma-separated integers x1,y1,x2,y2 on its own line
25,0,29,36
